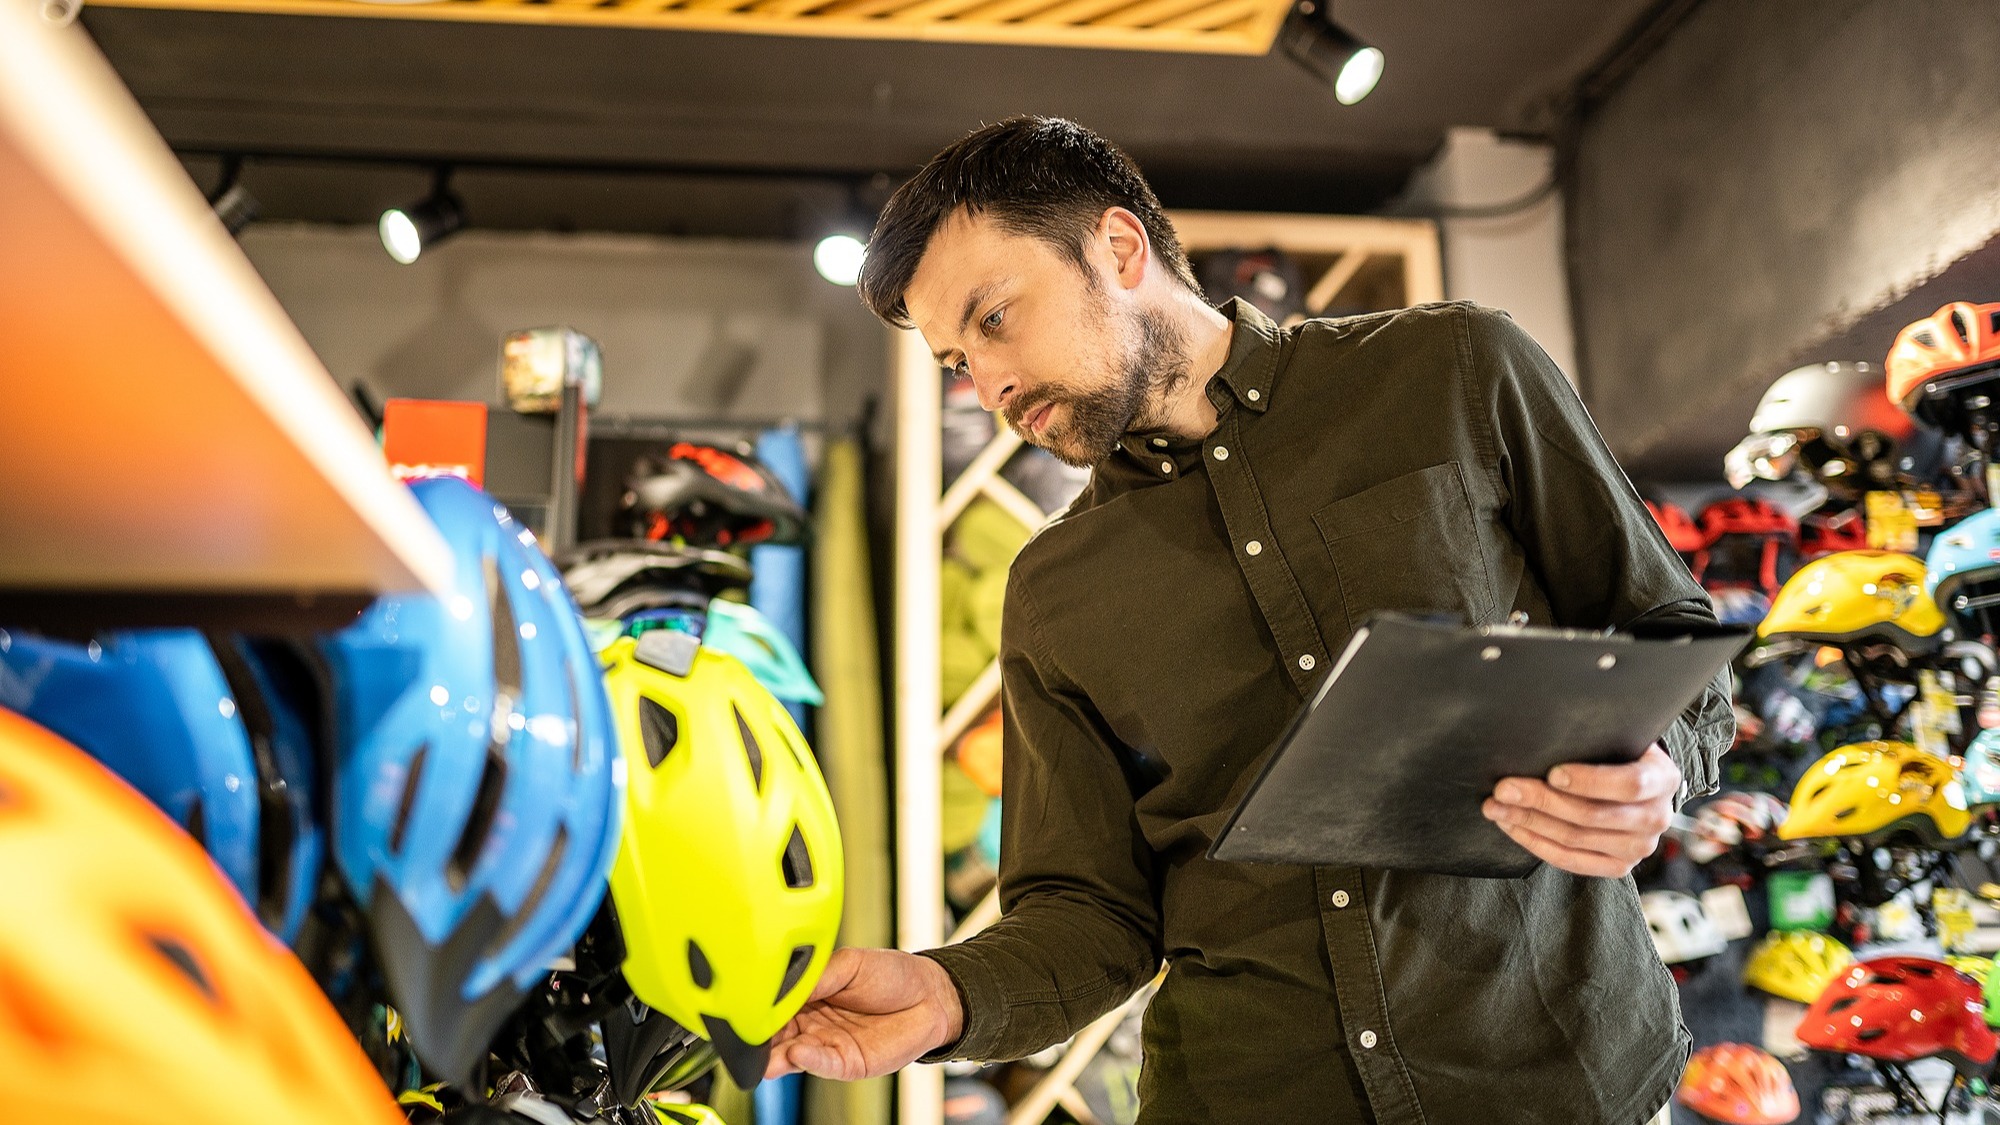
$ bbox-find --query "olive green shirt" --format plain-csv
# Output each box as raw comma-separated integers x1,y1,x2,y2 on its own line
919,300,1734,1124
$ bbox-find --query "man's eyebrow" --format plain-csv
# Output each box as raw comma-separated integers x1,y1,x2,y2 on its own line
931,278,1009,364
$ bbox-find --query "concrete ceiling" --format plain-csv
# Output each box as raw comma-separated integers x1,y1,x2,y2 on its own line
80,0,1669,237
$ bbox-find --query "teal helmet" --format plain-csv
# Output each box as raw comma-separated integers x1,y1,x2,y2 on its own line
703,598,823,706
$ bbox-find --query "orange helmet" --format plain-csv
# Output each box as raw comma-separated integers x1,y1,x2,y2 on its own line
1677,1043,1799,1125
0,707,402,1125
1886,301,2000,418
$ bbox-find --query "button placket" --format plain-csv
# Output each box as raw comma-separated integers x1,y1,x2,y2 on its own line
1201,412,1328,697
1313,867,1422,1124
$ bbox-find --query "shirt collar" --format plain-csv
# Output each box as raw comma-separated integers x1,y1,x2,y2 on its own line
1207,297,1282,415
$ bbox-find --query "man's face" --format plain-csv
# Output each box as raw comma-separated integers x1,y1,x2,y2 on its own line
903,208,1190,468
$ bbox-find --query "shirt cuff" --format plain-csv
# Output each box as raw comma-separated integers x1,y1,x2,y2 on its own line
914,943,1007,1063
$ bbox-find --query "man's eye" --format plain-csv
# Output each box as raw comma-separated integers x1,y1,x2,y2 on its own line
983,308,1005,332
952,358,969,377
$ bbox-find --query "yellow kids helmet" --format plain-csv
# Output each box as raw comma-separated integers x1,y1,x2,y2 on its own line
1757,550,1945,651
1777,741,1971,844
1743,930,1853,1004
599,633,844,1092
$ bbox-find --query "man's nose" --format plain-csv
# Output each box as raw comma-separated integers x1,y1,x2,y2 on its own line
970,363,1018,414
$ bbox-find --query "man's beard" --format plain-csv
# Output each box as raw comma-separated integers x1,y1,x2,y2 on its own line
1008,299,1194,469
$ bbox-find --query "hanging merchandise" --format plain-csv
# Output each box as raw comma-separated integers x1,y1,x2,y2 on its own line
622,441,810,549
954,708,1003,798
1726,361,1941,498
1795,957,1998,1077
1962,729,2000,805
975,798,1002,870
652,1106,730,1125
1758,550,1944,653
1692,498,1799,598
1925,507,2000,641
1743,930,1852,1005
501,326,603,415
705,598,824,706
1887,302,2000,454
1675,1043,1800,1125
318,475,625,1084
1682,791,1788,866
1709,588,1772,629
560,540,753,621
1798,507,1870,559
940,1077,1008,1125
598,634,844,1093
1198,248,1309,324
1642,890,1728,966
1645,499,1708,565
1764,872,1836,934
0,708,403,1125
0,627,323,945
1776,741,1971,845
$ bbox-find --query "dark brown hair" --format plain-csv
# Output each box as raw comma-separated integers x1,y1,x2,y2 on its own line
857,116,1201,328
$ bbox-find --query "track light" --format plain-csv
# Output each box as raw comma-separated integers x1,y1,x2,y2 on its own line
1280,1,1384,105
813,233,866,287
379,171,465,265
207,157,258,238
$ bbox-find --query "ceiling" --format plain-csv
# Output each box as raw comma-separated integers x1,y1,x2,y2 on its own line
80,0,1670,238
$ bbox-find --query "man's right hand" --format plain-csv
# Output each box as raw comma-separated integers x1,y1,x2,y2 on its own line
762,947,964,1081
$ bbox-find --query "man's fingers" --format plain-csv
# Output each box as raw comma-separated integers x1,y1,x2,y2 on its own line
1545,745,1680,804
1483,799,1659,861
1489,779,1672,835
1494,819,1637,878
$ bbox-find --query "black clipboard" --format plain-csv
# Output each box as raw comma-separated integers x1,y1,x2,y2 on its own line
1208,613,1749,878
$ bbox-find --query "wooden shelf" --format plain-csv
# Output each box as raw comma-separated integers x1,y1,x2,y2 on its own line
0,10,452,628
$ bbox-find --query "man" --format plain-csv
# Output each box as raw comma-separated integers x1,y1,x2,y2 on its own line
766,117,1732,1123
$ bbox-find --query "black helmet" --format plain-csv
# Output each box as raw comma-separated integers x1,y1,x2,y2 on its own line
620,442,809,548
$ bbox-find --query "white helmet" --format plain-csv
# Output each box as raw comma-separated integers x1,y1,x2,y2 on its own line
1642,890,1728,965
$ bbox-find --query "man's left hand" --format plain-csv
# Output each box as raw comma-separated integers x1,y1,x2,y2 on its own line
1482,744,1680,878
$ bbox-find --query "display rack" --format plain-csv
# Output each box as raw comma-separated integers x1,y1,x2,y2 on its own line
892,211,1443,1125
0,9,452,631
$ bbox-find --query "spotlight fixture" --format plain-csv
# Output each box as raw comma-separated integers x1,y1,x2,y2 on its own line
1280,1,1384,105
379,170,465,265
813,232,866,287
207,157,258,238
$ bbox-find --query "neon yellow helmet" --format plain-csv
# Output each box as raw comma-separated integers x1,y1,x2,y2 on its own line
1947,955,1993,986
1743,930,1853,1004
1776,741,1971,844
650,1104,728,1125
1757,550,1945,650
599,634,844,1092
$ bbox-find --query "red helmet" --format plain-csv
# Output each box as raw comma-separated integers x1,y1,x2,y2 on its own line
1646,499,1709,555
1800,509,1870,559
1693,498,1799,597
1886,301,2000,415
1677,1043,1799,1125
1795,956,1998,1075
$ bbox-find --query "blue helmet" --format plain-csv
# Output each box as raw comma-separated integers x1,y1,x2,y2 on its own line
1927,509,2000,626
1965,729,2000,807
319,476,624,1084
0,628,323,945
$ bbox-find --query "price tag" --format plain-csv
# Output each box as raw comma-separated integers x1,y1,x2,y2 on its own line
1700,884,1754,942
1865,490,1918,552
1768,870,1835,932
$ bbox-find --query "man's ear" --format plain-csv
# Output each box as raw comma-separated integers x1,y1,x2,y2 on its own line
1099,207,1151,292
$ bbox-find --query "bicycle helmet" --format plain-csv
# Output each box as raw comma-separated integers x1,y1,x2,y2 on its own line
652,1106,728,1125
0,707,402,1125
598,633,844,1091
1796,957,1998,1076
702,598,824,706
621,442,809,549
1684,791,1788,865
1799,509,1870,559
0,627,322,945
1756,550,1944,653
1947,954,1992,987
1886,302,2000,430
1776,741,1971,845
1693,498,1799,597
1645,499,1709,556
1676,1043,1799,1125
1967,729,2000,806
1926,508,2000,639
1727,362,1937,495
954,708,1003,798
319,476,626,1083
1743,930,1853,1004
1642,890,1728,965
558,540,753,620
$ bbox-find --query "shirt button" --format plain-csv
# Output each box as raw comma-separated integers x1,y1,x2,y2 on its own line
1151,437,1169,448
1331,890,1350,908
1298,654,1316,671
1359,1030,1378,1050
1212,446,1229,461
1159,460,1173,474
1246,388,1261,402
1245,540,1263,556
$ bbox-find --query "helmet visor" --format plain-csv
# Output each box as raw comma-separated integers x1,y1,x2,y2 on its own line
1726,431,1802,490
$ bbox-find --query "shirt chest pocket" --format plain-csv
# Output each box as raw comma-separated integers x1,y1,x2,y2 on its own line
1311,461,1497,634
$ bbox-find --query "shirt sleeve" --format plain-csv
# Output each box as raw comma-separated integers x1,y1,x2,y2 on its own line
1464,305,1735,804
917,568,1164,1062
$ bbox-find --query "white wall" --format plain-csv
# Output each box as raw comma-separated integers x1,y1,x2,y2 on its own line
236,224,889,431
1397,127,1577,382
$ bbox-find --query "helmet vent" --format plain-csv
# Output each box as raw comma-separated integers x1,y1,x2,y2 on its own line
1951,309,1972,340
1856,1027,1887,1042
1915,329,1939,349
640,697,681,770
688,939,715,989
489,826,567,961
734,705,765,792
449,747,508,892
488,558,523,700
1829,996,1857,1014
567,669,586,774
391,743,428,854
185,798,209,850
781,823,814,890
144,931,217,1003
777,944,814,1004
